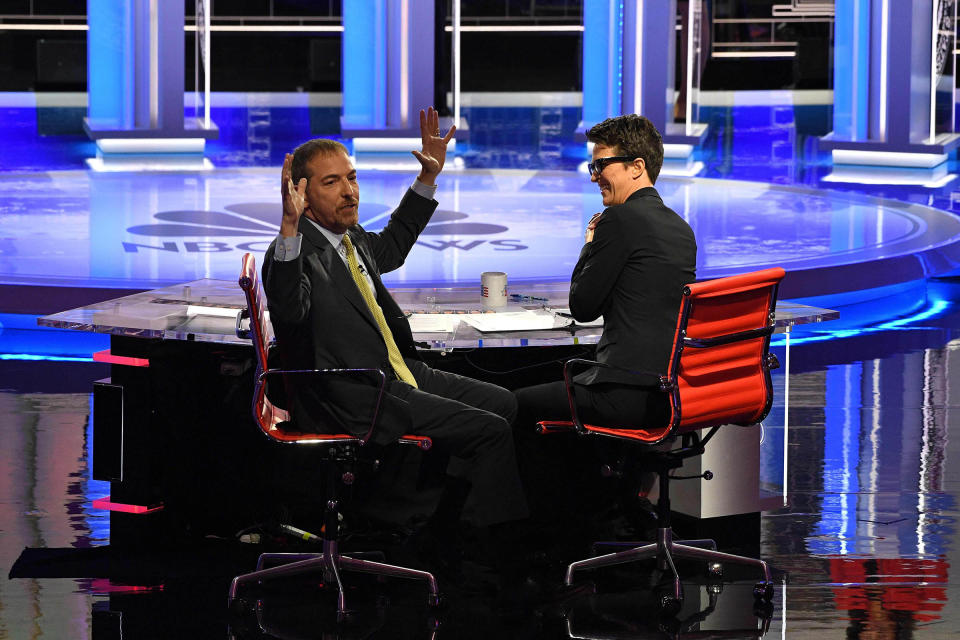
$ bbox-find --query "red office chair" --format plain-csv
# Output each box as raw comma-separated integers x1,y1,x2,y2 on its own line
228,253,440,619
538,267,785,615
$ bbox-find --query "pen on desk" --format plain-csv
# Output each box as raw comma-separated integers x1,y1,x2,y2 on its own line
509,294,549,302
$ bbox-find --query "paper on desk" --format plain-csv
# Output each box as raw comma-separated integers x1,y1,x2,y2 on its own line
458,310,563,332
92,302,187,330
186,304,243,319
407,313,462,333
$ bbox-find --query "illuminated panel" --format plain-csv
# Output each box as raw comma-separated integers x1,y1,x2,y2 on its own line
0,24,345,32
86,156,215,172
187,25,342,32
443,25,583,32
581,0,623,127
86,0,134,129
353,137,456,152
878,0,888,140
832,149,948,168
0,24,88,30
342,0,386,128
711,51,796,58
95,138,206,153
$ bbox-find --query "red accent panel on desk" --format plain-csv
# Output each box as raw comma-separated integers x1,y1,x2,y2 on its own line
93,349,150,367
89,579,164,594
92,497,164,514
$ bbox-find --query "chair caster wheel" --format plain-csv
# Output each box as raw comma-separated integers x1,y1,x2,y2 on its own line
707,562,722,577
658,595,683,617
753,581,774,602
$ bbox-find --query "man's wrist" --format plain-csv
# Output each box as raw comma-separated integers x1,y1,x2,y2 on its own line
417,171,438,186
274,232,302,261
411,178,438,200
280,219,299,237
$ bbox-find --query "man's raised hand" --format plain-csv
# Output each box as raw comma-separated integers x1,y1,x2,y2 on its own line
411,106,456,186
281,153,307,237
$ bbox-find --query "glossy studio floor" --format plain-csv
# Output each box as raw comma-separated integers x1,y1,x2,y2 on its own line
4,94,960,638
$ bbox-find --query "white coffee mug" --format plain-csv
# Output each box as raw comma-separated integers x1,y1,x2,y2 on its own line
481,271,508,309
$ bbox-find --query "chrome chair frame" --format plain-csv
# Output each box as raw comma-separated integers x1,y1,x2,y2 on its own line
539,268,785,614
228,253,440,618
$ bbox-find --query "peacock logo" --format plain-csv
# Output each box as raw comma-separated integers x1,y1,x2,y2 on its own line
122,203,525,253
126,203,509,237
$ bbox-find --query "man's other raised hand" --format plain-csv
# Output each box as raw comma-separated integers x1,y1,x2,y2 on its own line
280,153,307,237
412,106,456,186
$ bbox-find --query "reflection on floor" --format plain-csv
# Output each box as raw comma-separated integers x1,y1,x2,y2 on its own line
4,313,960,638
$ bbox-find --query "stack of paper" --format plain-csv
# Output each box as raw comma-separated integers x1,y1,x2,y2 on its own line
407,313,462,333
458,311,562,332
186,304,243,319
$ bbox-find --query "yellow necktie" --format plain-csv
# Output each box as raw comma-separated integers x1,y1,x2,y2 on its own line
341,234,418,388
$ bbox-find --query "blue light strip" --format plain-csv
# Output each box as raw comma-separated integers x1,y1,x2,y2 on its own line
0,313,110,358
771,299,953,347
615,1,623,116
875,299,951,329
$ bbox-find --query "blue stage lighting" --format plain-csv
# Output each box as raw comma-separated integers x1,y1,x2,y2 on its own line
342,0,386,129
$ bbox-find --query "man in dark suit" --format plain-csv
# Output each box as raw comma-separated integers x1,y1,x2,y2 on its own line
263,108,528,556
514,114,697,527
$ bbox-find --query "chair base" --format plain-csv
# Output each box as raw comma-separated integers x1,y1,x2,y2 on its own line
228,539,441,617
566,527,773,611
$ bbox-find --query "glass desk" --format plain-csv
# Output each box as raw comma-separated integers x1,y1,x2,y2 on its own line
40,279,837,526
39,277,839,349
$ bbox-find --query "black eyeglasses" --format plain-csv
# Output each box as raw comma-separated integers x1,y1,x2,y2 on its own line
587,156,636,178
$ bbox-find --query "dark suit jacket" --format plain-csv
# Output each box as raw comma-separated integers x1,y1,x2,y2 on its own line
569,186,697,386
263,188,437,445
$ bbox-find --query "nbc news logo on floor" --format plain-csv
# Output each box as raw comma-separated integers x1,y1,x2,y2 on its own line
123,203,528,253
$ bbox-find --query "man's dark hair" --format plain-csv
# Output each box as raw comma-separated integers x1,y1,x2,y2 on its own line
291,138,350,183
586,114,664,184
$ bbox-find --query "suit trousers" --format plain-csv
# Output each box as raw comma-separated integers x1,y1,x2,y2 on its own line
390,358,529,527
513,380,667,525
